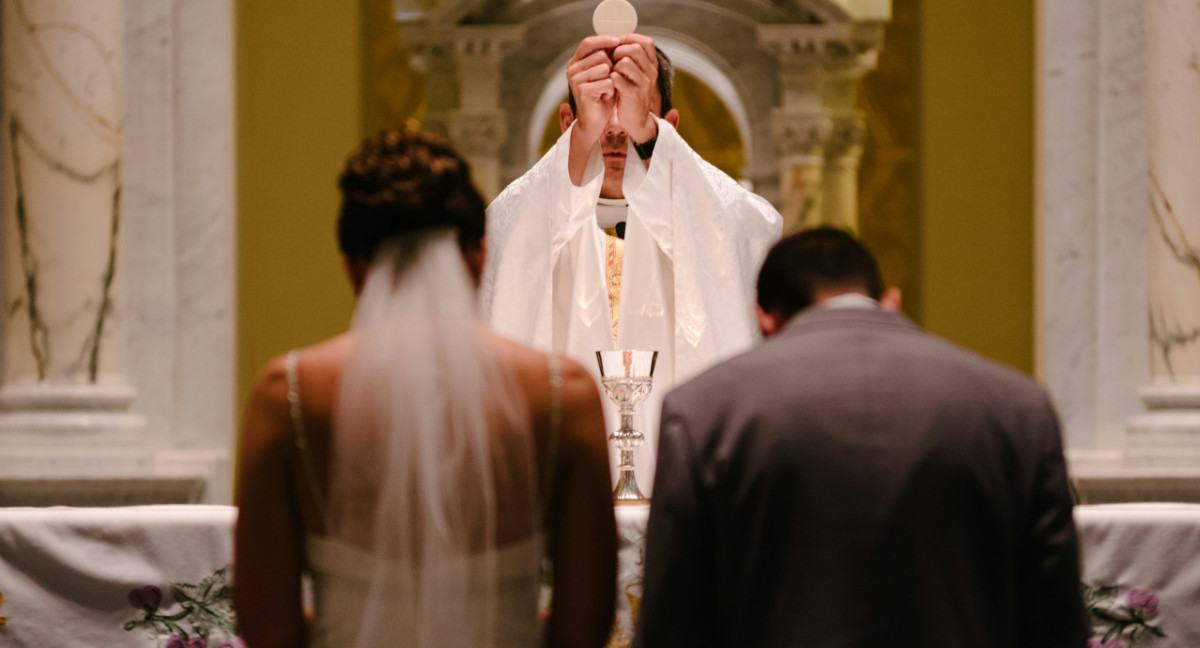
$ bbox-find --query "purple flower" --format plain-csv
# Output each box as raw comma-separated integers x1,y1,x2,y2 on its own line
1126,589,1159,619
187,639,207,648
128,584,163,610
166,636,188,648
217,638,246,648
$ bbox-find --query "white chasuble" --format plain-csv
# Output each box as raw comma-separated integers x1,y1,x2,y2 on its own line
481,117,782,492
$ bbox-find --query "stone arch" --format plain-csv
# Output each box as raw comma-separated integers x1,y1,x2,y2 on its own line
524,32,756,175
402,0,889,228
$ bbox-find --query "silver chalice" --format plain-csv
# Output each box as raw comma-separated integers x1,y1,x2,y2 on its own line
596,349,658,503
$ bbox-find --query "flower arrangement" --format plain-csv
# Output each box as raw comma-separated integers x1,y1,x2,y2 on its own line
124,567,242,648
1083,584,1166,647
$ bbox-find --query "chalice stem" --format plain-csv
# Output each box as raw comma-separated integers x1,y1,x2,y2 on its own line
613,449,646,502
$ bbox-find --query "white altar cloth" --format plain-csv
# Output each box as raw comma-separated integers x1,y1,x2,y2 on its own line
3,502,1198,647
0,505,239,648
1075,503,1200,647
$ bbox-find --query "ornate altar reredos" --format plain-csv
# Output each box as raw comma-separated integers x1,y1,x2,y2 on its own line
395,0,891,234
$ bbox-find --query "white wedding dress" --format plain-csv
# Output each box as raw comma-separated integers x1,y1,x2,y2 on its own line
284,233,556,648
303,534,542,648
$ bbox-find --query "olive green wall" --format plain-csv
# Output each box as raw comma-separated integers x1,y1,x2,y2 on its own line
918,0,1034,374
236,1,364,407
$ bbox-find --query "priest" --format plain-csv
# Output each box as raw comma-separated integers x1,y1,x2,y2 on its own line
481,33,782,493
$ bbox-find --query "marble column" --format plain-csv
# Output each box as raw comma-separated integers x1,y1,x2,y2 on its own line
823,111,866,231
760,24,881,234
760,26,831,234
821,33,878,230
1037,0,1150,473
450,26,524,201
0,0,235,504
1127,0,1200,466
401,24,456,137
0,0,144,440
772,106,832,234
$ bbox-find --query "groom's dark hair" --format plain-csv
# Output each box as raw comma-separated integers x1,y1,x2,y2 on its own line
756,227,884,320
337,127,485,263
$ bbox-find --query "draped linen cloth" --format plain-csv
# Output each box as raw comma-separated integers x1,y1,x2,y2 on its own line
1075,503,1200,647
0,505,238,647
482,116,781,492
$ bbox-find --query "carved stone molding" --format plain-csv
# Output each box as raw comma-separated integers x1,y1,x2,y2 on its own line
399,25,455,73
759,22,883,65
772,108,833,158
826,111,866,161
453,25,525,59
450,111,508,158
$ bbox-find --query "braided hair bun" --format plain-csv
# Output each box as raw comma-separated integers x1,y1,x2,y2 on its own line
337,127,485,262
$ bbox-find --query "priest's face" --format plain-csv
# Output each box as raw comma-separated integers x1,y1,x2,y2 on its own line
597,90,663,199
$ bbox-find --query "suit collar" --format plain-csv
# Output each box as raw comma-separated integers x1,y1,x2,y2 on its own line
777,306,918,339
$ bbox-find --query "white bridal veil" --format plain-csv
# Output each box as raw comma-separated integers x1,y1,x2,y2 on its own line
324,230,541,648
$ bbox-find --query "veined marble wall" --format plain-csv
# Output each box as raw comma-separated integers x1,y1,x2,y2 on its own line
1040,0,1200,479
1146,1,1200,387
0,0,235,504
2,0,126,390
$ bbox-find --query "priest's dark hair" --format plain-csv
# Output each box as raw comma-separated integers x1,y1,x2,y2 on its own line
337,127,485,263
567,45,674,117
756,227,884,320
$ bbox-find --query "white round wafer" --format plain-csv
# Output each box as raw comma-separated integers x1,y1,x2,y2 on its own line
593,0,637,36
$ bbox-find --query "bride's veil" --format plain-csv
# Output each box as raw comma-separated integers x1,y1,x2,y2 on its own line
325,228,540,648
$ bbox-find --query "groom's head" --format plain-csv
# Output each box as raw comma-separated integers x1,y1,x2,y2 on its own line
755,227,885,337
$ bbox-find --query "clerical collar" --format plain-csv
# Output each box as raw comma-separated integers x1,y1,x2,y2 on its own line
596,197,628,230
818,293,880,310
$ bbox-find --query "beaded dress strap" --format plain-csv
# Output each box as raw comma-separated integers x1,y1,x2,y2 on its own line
543,353,564,516
286,350,326,523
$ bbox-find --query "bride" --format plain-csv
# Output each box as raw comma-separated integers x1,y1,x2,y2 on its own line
234,128,617,648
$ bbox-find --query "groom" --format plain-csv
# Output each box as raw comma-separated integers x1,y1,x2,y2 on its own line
637,228,1086,648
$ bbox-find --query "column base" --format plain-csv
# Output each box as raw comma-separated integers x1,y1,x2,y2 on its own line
0,383,230,504
1065,385,1200,503
1126,384,1200,471
0,446,231,505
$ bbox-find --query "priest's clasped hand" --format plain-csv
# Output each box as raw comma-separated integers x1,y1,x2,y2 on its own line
566,34,660,147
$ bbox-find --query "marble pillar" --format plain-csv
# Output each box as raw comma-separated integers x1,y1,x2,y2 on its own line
1038,0,1149,470
760,27,831,234
450,26,524,201
1040,0,1200,488
402,25,456,137
0,0,236,504
772,107,832,233
0,0,144,437
760,24,880,234
821,43,874,231
1127,0,1200,466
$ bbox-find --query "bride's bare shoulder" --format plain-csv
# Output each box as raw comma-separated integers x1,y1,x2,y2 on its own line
244,334,353,427
483,332,599,409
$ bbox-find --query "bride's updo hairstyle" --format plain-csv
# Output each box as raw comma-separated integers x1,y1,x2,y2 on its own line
337,127,485,264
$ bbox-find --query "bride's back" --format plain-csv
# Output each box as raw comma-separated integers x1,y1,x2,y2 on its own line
280,328,581,549
235,129,616,648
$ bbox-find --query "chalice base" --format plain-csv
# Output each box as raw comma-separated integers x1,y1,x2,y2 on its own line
613,467,647,503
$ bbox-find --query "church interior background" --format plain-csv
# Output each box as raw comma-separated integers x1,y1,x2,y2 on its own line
1,0,1198,504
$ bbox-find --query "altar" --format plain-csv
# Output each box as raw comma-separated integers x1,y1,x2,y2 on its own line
0,503,1197,647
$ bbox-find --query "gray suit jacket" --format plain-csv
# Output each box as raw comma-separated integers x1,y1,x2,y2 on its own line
636,307,1086,648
